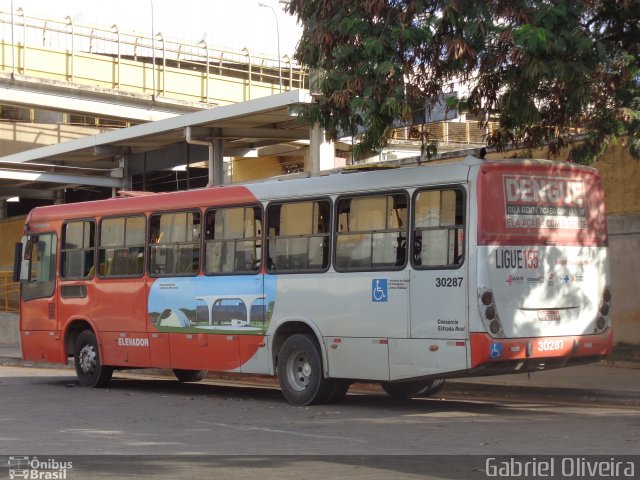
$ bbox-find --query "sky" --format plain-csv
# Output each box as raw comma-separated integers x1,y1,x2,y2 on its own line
4,0,303,58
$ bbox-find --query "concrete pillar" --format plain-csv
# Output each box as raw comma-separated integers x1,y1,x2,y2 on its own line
213,138,224,186
309,123,335,175
54,190,64,205
0,200,6,219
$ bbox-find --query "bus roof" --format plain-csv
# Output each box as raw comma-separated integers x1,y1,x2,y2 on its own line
26,156,598,224
26,157,477,223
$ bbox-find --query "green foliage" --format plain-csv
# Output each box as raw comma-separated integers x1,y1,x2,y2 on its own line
287,0,640,164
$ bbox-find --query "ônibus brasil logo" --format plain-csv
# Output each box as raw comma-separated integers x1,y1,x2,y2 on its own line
7,456,73,479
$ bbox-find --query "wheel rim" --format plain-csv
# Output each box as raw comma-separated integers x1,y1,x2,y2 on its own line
78,344,97,375
285,350,312,392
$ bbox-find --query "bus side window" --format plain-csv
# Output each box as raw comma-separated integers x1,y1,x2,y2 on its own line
204,206,262,274
61,220,95,279
149,211,200,276
335,193,408,271
266,199,330,273
413,188,464,268
99,215,145,277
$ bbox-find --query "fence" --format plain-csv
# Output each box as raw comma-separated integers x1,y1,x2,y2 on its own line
0,8,306,105
0,270,18,313
392,120,499,147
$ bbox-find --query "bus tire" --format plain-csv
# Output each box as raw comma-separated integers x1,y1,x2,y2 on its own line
319,379,351,404
419,379,445,397
73,330,113,388
380,380,436,400
173,369,207,383
277,334,330,406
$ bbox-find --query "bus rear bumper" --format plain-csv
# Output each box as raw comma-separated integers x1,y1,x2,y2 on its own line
469,329,613,371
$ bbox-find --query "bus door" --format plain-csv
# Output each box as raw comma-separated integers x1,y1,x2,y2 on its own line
19,232,66,363
325,193,411,381
403,188,469,377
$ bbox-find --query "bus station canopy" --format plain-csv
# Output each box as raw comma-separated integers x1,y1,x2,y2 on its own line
0,89,314,200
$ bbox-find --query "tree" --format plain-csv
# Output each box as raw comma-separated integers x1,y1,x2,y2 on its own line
286,0,640,164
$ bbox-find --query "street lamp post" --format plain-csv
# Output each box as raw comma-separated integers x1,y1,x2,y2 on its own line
258,2,282,92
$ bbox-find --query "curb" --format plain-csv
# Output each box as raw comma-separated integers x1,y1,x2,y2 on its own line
1,354,638,406
440,380,640,407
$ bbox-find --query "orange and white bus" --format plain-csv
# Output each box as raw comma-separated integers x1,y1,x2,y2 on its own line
14,155,612,405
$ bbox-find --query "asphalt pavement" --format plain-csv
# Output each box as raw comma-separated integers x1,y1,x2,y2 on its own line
1,342,639,406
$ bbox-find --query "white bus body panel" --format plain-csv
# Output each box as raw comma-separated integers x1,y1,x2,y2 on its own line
388,339,468,380
478,245,608,337
409,268,468,339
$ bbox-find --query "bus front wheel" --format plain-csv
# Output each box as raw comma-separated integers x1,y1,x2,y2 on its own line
277,334,334,406
173,369,208,382
380,379,444,400
73,330,113,388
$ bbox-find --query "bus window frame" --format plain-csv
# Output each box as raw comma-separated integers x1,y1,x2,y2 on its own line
410,185,466,271
97,214,148,279
333,190,409,273
203,203,264,276
22,231,58,301
147,208,202,278
265,196,333,275
60,217,96,281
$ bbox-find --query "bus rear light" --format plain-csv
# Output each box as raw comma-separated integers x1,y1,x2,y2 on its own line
478,288,504,338
489,320,501,334
481,291,493,306
595,286,611,332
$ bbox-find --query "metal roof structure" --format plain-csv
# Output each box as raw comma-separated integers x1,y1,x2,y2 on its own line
0,89,314,200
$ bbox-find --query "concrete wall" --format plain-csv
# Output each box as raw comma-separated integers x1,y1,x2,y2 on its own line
0,216,25,269
608,214,640,344
0,123,106,156
0,313,18,344
231,155,284,182
593,143,640,215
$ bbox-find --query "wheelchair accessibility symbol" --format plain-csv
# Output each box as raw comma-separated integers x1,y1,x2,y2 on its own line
490,343,503,359
372,279,388,302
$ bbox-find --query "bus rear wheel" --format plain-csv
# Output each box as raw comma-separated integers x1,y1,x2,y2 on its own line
380,379,443,400
173,369,208,382
73,330,113,388
419,379,445,397
277,334,334,406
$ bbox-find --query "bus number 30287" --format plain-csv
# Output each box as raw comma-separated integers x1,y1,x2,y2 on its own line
435,277,464,287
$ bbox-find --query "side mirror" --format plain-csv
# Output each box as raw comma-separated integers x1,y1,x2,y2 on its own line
20,236,34,282
24,237,34,261
12,242,22,282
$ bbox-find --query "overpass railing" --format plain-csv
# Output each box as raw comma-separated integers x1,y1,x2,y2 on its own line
0,8,307,105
